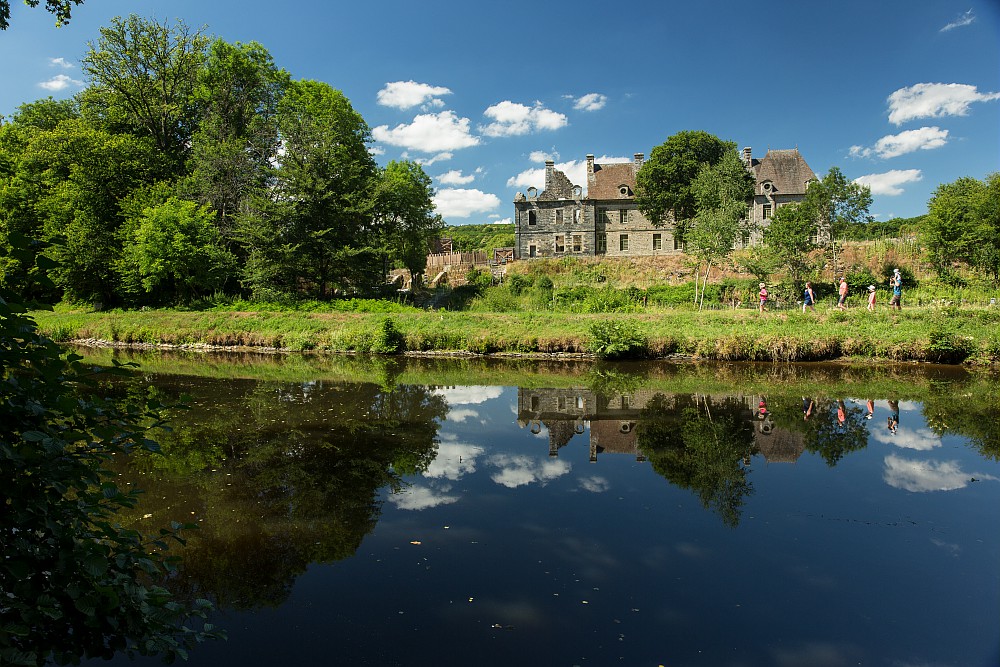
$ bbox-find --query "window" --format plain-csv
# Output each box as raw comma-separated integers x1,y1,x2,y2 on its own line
528,210,537,225
555,235,565,253
621,395,630,409
652,233,662,250
557,396,567,410
620,234,629,252
573,208,581,224
596,233,607,253
575,396,585,409
619,209,628,225
530,395,539,411
555,209,563,224
741,229,751,247
762,204,772,219
673,236,683,251
572,235,582,252
529,244,537,258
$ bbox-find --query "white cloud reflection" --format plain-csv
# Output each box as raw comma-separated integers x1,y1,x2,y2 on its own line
424,441,484,481
578,476,609,493
870,425,942,451
883,454,997,492
389,484,459,510
432,386,503,405
488,453,570,488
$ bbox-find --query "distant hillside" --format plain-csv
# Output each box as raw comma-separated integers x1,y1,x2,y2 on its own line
439,223,515,254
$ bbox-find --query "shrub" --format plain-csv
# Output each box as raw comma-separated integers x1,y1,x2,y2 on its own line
587,319,648,359
367,317,406,354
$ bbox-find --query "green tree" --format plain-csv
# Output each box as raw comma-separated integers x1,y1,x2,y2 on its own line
635,130,735,243
187,39,289,242
119,197,237,304
687,150,755,308
0,0,82,30
0,246,221,665
923,174,1000,281
238,79,378,299
761,201,816,285
800,167,872,272
82,15,209,176
375,160,440,285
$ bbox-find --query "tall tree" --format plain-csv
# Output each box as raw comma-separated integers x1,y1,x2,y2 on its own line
635,130,734,243
82,15,209,177
923,174,1000,281
374,160,440,285
237,79,377,299
761,201,816,286
799,166,872,271
686,150,755,308
187,39,289,241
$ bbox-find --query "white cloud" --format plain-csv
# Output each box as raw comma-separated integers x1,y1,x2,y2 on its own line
424,441,484,481
389,484,459,510
529,150,555,163
376,80,452,110
480,101,568,137
883,454,997,492
940,9,975,32
38,74,83,91
572,92,608,112
849,126,949,159
447,408,479,422
887,82,1000,125
870,425,942,450
432,386,503,405
493,217,512,225
488,453,570,488
413,152,453,166
48,57,74,68
506,155,631,191
853,169,922,196
373,111,480,153
433,188,501,218
579,476,610,493
436,168,480,186
368,145,385,156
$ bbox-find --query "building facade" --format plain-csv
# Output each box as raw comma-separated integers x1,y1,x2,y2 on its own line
513,148,817,259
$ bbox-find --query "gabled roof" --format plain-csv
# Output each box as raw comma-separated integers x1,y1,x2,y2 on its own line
588,162,638,200
753,149,816,196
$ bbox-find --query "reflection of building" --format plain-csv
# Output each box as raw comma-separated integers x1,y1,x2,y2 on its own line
518,388,805,464
517,387,651,462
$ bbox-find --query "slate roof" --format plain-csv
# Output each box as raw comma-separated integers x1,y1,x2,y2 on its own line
752,149,816,196
588,162,638,200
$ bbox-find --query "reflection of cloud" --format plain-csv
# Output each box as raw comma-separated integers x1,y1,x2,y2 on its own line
389,485,459,510
883,454,998,492
488,454,570,488
930,538,961,557
870,426,942,450
433,386,503,405
424,442,484,481
446,408,479,423
578,476,609,493
674,542,709,559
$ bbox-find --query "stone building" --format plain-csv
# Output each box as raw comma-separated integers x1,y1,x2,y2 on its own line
512,147,817,259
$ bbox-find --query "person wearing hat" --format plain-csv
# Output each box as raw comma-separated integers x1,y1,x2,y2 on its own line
889,268,902,310
758,282,768,313
867,284,876,311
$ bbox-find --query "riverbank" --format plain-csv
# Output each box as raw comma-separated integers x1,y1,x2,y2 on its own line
34,304,1000,365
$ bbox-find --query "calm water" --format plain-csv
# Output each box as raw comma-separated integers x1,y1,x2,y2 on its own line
84,357,998,666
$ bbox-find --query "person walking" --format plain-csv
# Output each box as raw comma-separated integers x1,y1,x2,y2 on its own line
802,282,816,313
867,284,876,311
758,282,768,313
837,276,848,310
889,268,902,310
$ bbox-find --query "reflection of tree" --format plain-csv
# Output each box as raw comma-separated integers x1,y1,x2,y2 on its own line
923,383,1000,461
110,376,446,610
636,394,756,527
801,399,869,466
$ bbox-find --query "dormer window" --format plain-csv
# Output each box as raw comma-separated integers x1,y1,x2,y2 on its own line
761,181,774,193
618,184,632,197
527,186,538,199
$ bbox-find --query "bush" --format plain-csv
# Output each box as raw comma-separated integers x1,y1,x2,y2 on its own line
587,319,648,359
366,317,406,354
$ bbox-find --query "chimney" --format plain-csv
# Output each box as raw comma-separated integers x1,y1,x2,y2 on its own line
586,154,595,188
633,153,644,170
545,159,555,191
743,147,752,167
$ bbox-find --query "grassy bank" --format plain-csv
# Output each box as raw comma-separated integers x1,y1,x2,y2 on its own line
35,303,1000,365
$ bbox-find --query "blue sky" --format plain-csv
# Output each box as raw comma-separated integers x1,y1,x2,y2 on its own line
2,0,998,225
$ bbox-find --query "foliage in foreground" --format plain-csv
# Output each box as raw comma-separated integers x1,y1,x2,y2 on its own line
0,254,222,664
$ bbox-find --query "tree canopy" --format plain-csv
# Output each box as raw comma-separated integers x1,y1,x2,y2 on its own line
0,0,82,30
922,173,1000,281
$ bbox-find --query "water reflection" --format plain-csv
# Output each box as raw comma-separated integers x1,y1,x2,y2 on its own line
70,355,1000,667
